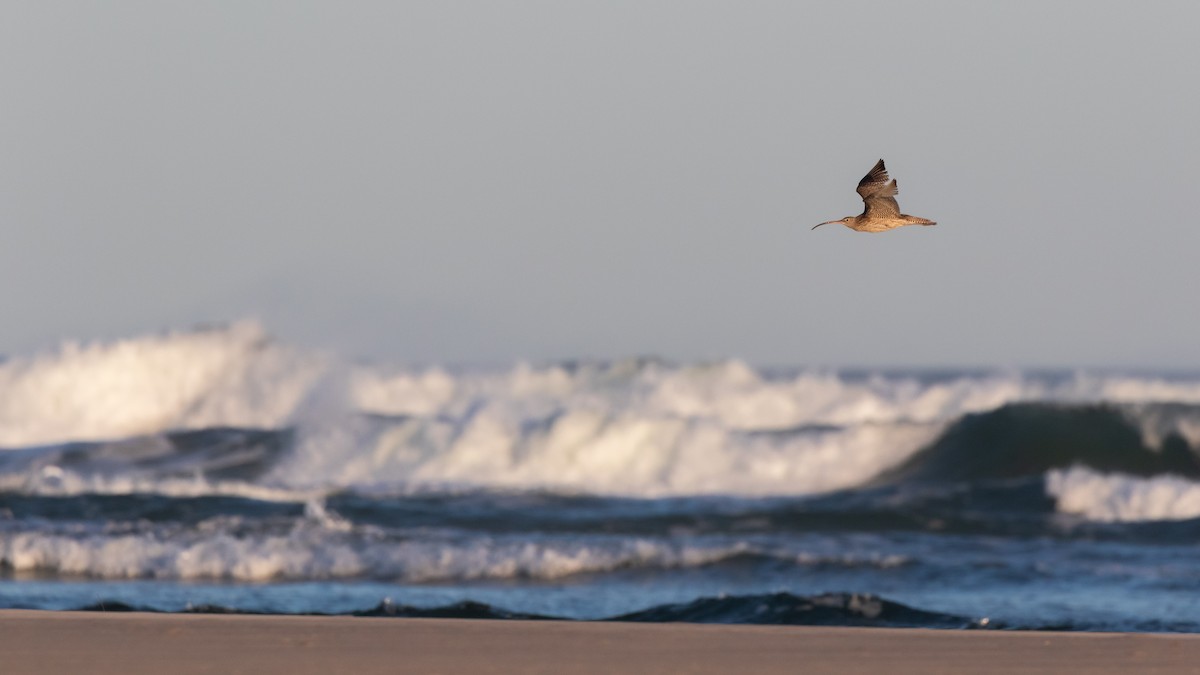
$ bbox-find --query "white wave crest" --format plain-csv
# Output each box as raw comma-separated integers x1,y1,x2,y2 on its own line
0,321,330,447
0,530,740,582
274,412,941,497
1047,467,1200,522
1121,404,1200,451
0,518,912,582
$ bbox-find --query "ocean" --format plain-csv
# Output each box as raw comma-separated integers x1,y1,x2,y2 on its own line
2,321,1199,632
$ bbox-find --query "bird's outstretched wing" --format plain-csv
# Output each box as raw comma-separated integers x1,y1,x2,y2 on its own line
856,159,901,218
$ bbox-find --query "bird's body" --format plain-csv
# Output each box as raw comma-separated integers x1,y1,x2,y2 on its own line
813,159,936,232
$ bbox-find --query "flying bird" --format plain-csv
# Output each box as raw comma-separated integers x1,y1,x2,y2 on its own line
813,159,936,232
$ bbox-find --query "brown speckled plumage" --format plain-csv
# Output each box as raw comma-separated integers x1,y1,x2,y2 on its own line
814,159,936,232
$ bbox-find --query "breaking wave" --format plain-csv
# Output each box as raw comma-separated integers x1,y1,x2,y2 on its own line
0,323,1198,503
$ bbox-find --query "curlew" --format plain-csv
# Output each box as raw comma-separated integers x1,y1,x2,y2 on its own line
813,159,936,232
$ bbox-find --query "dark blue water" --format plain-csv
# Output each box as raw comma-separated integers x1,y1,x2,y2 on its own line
2,327,1200,631
3,471,1200,631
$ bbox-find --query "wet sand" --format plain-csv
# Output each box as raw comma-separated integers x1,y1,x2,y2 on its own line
3,610,1199,674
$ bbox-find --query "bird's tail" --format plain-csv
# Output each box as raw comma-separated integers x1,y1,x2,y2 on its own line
904,216,937,226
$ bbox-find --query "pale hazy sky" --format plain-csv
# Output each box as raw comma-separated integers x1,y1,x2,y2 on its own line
2,2,1198,367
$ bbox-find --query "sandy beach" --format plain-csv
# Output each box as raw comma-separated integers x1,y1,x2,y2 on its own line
2,611,1199,675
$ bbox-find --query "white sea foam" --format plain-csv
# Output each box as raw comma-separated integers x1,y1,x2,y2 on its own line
272,412,941,497
0,525,902,582
0,321,329,447
1047,467,1200,522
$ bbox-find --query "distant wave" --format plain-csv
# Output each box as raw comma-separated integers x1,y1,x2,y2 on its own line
4,321,1200,439
0,323,1198,502
2,404,1197,503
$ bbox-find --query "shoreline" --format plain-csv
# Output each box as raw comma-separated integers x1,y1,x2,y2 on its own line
3,610,1200,674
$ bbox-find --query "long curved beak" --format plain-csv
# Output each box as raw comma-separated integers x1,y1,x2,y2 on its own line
812,220,839,230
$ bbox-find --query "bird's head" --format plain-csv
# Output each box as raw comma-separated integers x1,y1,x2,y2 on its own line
812,216,853,230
